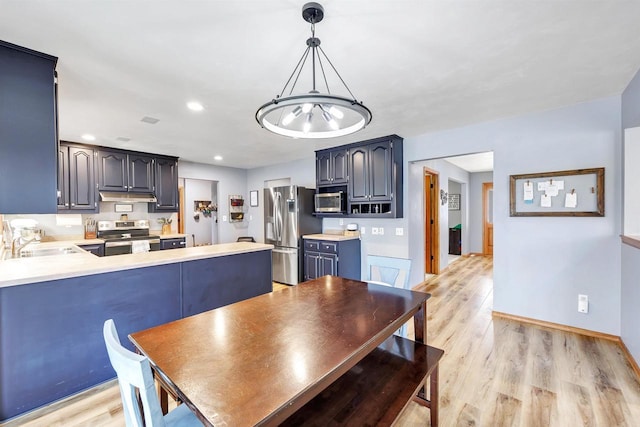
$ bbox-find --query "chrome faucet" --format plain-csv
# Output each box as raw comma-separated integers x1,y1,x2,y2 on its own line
11,236,35,257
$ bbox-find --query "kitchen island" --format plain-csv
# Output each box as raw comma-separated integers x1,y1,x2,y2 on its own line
0,242,272,421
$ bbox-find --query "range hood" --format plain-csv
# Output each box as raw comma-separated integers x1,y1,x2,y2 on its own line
99,192,157,203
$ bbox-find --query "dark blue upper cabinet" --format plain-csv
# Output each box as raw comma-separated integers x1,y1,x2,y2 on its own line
0,41,58,214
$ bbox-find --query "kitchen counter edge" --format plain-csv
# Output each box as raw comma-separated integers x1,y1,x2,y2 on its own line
303,233,361,241
0,242,273,288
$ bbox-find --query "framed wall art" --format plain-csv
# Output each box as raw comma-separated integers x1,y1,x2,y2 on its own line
448,193,460,210
509,167,604,217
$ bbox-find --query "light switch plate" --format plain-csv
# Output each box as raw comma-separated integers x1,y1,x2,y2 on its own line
222,215,227,222
396,227,404,236
379,227,384,235
361,227,366,235
578,294,588,313
372,227,379,235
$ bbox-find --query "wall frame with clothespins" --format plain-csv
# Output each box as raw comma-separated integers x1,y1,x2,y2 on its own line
509,167,604,217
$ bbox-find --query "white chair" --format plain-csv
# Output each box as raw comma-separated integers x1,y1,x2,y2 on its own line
366,255,412,338
103,319,203,427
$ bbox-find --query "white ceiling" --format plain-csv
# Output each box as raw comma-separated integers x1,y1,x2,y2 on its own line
2,1,639,169
445,152,494,173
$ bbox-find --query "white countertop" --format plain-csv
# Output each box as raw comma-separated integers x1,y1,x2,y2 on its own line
0,241,273,288
303,233,361,241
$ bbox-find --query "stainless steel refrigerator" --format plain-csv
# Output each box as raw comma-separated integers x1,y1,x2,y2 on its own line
264,186,321,285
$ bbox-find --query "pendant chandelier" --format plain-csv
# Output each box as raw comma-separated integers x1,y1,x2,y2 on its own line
255,2,372,139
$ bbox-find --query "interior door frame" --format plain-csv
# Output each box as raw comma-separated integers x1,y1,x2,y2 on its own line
482,182,493,255
424,168,440,275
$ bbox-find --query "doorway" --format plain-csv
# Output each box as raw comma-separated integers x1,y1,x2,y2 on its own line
181,178,218,247
423,168,439,275
483,182,494,255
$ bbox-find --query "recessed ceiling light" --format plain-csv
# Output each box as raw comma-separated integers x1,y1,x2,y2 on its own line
141,116,160,124
187,101,204,112
81,134,96,141
214,155,223,161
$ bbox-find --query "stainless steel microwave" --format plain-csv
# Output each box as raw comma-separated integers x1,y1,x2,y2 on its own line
314,192,346,213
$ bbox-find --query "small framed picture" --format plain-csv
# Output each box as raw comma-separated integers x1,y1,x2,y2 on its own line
448,194,460,210
250,190,259,207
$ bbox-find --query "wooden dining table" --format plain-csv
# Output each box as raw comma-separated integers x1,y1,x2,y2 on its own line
129,275,431,426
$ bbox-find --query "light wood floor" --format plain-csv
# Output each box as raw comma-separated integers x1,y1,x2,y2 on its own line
5,258,640,426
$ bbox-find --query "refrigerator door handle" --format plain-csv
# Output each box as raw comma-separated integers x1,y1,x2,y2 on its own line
274,192,283,242
272,247,297,254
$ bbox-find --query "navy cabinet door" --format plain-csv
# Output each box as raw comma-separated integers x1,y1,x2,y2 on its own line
152,157,178,211
319,253,338,276
97,149,127,191
57,145,69,209
368,141,393,201
0,42,57,213
69,146,96,210
128,154,154,192
316,151,332,187
304,251,320,280
349,147,369,202
331,149,349,185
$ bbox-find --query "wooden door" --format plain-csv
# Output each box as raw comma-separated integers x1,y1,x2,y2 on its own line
424,169,440,275
483,182,494,255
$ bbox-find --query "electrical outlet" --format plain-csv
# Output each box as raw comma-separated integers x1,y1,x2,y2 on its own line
249,215,253,221
222,215,227,222
578,294,589,313
339,219,344,226
395,227,404,236
372,227,379,235
361,227,366,235
379,227,384,235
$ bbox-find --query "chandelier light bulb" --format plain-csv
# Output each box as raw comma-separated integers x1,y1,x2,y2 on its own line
303,113,313,133
302,103,313,114
328,105,344,119
282,106,303,126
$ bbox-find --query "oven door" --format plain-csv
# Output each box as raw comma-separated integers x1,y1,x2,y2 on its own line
104,240,132,256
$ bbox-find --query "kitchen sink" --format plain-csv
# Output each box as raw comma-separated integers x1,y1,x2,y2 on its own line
19,246,84,258
1,245,86,260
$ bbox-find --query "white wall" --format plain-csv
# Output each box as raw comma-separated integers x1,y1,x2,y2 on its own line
179,161,248,244
246,157,316,242
409,159,471,272
405,96,622,335
448,180,462,229
469,172,494,253
621,67,640,363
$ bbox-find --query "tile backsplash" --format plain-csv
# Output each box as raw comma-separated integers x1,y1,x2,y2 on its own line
3,202,177,238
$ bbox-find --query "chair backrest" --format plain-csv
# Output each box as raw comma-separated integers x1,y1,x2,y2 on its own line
103,319,166,427
366,256,412,338
366,255,412,290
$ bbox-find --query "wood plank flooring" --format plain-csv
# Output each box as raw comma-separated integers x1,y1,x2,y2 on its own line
4,258,640,426
398,255,640,426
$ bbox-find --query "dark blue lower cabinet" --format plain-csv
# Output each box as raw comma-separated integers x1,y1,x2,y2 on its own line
0,249,272,421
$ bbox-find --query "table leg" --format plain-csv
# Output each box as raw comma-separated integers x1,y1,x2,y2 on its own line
430,364,439,427
414,300,427,344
